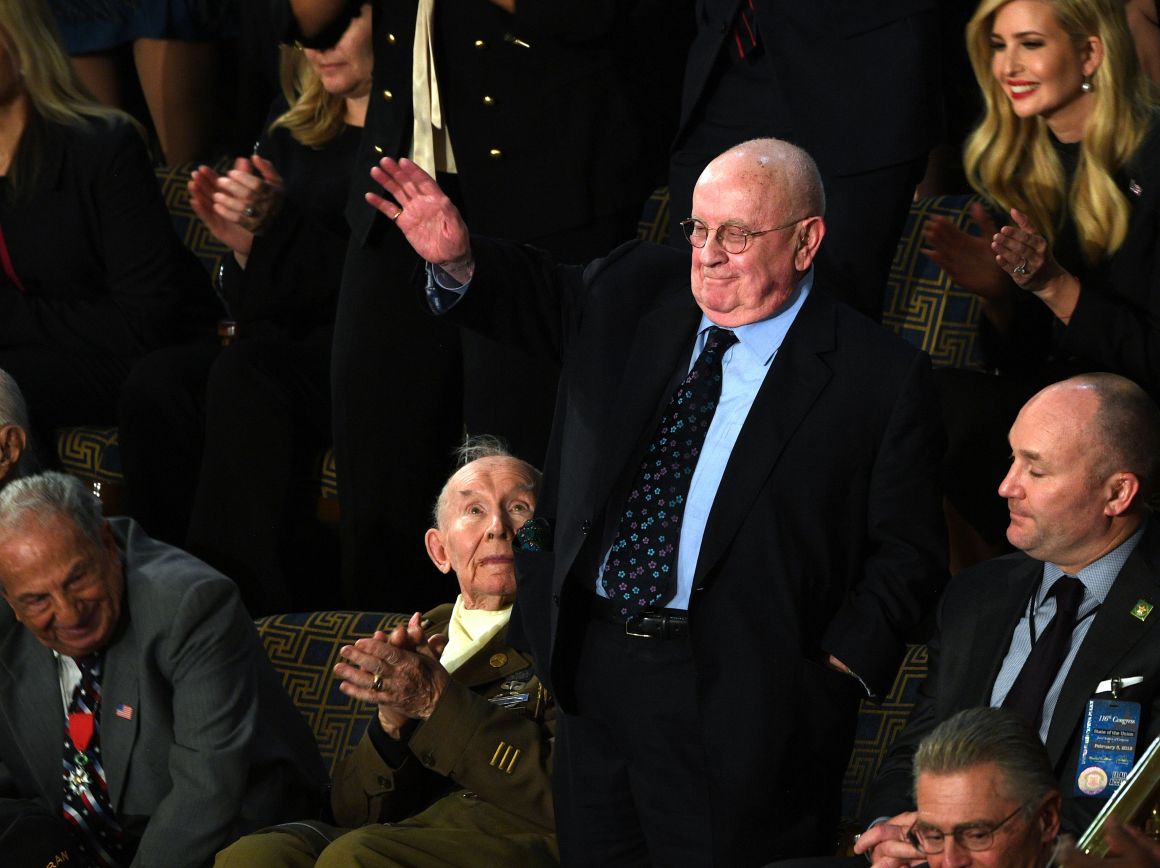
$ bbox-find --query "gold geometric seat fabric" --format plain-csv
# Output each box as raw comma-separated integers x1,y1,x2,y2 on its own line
883,194,987,370
841,643,929,823
255,611,409,774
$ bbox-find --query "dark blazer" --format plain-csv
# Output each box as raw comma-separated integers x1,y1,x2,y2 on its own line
678,0,943,176
334,0,648,247
866,521,1160,832
0,518,326,868
445,237,948,864
0,115,206,356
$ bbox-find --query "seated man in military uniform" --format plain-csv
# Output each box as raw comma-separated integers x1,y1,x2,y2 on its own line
216,437,556,867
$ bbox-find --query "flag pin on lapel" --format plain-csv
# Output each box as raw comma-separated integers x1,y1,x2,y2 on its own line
115,703,134,721
1131,599,1153,621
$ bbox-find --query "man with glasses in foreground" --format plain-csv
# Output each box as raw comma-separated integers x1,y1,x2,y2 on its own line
908,707,1062,868
366,137,947,864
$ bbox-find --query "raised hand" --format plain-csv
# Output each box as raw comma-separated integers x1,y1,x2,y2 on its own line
993,207,1064,292
366,157,474,283
853,812,928,868
214,155,285,235
188,164,254,259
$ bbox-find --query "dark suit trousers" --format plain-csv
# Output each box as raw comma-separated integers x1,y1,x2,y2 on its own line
555,606,713,867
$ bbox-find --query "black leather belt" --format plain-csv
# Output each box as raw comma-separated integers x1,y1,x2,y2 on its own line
586,591,690,640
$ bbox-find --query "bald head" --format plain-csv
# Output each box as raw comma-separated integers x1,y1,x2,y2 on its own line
1031,374,1160,494
698,138,826,226
1000,374,1158,570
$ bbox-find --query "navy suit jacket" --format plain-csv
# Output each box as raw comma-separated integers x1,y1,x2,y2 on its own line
866,521,1160,832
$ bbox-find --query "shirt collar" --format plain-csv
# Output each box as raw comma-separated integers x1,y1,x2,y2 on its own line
1042,519,1148,606
696,269,813,366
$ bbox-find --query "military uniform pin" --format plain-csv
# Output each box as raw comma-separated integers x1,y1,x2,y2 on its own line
1131,599,1153,621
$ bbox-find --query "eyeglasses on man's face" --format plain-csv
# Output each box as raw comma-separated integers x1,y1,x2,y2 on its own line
907,801,1028,854
679,216,807,254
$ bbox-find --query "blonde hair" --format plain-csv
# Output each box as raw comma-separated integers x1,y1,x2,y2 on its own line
0,0,126,128
269,45,348,149
964,0,1154,263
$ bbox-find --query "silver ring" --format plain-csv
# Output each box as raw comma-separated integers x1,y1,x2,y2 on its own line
1013,259,1028,275
243,206,258,218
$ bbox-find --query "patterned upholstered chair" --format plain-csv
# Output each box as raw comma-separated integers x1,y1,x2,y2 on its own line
255,611,410,773
840,644,929,825
883,193,988,370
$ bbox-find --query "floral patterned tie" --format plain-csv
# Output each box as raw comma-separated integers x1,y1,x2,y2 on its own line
601,326,737,615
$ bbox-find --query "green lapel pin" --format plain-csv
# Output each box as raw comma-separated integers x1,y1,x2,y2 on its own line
1131,599,1154,621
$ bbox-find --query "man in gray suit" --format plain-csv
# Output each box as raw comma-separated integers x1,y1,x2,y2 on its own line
0,472,325,867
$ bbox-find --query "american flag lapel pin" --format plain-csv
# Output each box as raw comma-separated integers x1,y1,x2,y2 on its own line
115,703,134,721
1129,179,1143,198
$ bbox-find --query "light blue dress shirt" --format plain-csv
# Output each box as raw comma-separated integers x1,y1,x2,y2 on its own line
594,275,812,609
425,261,814,612
989,522,1146,741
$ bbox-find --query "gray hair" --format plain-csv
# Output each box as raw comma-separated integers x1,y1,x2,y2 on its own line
0,368,33,479
0,471,104,548
914,707,1057,809
431,435,542,528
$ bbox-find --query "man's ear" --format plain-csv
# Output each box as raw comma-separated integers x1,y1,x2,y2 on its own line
0,424,26,480
1038,791,1062,843
1105,472,1141,516
793,216,826,272
424,528,453,574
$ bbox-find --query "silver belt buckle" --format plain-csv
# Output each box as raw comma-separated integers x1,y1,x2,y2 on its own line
624,614,655,638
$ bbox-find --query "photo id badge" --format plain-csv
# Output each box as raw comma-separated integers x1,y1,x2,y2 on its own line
1074,698,1141,798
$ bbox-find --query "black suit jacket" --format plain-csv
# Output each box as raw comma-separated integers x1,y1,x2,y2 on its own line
866,521,1160,832
334,0,648,247
678,0,942,176
0,116,206,356
445,237,948,864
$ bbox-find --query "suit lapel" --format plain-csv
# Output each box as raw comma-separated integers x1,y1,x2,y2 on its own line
0,633,65,805
960,558,1042,709
559,295,701,577
1046,529,1160,763
692,292,831,587
100,615,139,808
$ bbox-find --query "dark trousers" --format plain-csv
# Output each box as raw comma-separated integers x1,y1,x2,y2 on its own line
554,611,712,867
0,800,88,867
118,328,333,614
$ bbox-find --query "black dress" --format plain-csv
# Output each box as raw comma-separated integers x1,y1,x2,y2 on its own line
117,105,357,614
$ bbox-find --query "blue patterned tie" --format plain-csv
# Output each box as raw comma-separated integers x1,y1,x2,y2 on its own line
62,654,128,867
601,326,737,615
